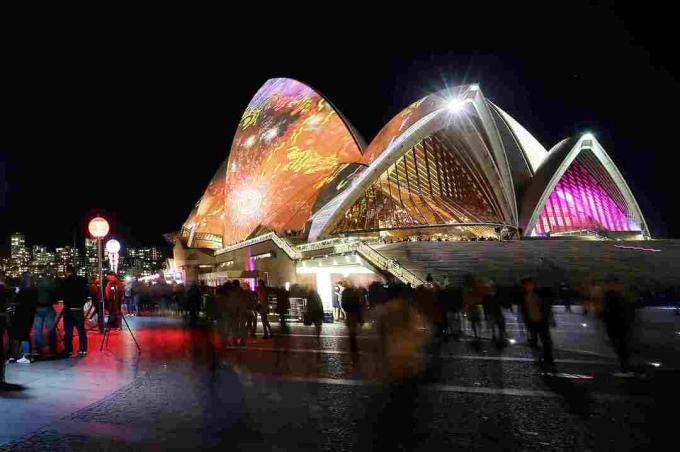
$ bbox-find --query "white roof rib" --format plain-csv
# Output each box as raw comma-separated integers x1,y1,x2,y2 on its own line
491,103,548,172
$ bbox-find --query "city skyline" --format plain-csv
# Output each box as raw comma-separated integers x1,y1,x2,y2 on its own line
1,231,166,279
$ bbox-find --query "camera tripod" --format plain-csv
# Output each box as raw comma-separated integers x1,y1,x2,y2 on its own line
99,308,141,352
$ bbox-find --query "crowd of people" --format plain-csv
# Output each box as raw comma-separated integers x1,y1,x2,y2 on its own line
0,266,90,368
327,273,645,376
0,266,657,390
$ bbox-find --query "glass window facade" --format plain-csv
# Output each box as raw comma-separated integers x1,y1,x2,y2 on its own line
532,159,639,235
333,130,504,235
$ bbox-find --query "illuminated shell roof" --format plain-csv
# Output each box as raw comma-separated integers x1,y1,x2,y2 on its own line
221,78,364,245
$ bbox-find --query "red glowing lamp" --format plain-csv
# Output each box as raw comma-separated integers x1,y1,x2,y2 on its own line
88,217,110,239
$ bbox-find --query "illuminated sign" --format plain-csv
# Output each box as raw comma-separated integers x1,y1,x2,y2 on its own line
251,252,275,261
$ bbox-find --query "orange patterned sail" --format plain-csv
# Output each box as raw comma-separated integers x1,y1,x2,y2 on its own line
220,78,363,245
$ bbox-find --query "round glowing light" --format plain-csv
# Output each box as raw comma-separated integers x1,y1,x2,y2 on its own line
446,98,466,113
649,362,662,368
581,323,588,327
105,239,121,254
88,217,109,239
508,338,517,345
582,132,594,140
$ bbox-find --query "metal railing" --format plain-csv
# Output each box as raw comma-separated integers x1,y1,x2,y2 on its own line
216,232,423,287
334,240,424,287
215,232,301,260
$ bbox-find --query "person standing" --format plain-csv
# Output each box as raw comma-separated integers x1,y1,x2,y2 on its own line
35,271,57,357
1,275,18,389
105,273,124,329
11,272,38,364
130,275,143,316
59,266,90,358
517,277,556,372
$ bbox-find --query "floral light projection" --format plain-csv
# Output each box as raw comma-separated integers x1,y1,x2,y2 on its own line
221,78,363,245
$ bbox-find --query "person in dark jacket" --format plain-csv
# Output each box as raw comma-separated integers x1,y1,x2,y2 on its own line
305,288,324,338
59,266,90,357
341,282,363,360
516,277,556,372
34,271,57,357
601,278,635,374
11,272,37,364
1,276,14,386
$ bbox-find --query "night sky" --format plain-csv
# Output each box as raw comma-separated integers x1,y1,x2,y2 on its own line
1,4,679,251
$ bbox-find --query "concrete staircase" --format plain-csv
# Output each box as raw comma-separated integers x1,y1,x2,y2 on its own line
373,239,680,287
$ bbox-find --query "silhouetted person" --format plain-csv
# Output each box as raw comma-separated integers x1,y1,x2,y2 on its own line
559,282,572,312
256,280,272,338
232,280,249,346
35,271,57,357
463,275,483,340
11,273,37,363
1,276,20,390
186,281,201,326
60,266,90,357
341,282,363,360
276,286,290,332
305,288,324,338
484,279,506,345
517,277,556,372
601,278,635,374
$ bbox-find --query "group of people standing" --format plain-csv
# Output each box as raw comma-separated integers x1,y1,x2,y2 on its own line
0,266,90,369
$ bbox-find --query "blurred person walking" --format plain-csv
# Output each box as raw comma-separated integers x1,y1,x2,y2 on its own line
34,270,58,357
463,275,483,340
232,280,249,346
484,279,506,345
517,277,556,373
341,281,363,361
305,287,324,339
11,272,37,364
255,280,272,338
59,266,90,358
275,286,290,333
601,278,636,375
186,281,201,326
130,276,143,316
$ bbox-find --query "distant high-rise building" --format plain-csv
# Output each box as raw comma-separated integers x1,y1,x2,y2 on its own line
9,233,31,277
30,245,55,275
55,246,79,277
83,238,98,278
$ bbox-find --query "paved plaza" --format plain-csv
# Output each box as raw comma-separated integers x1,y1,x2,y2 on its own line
2,308,680,450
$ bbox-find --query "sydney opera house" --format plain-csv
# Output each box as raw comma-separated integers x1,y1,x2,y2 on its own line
171,78,676,310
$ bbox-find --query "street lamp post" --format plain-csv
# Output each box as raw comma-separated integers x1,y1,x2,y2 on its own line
88,217,109,333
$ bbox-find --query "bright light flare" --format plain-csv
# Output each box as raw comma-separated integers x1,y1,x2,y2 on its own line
581,323,588,327
508,338,517,345
649,362,662,368
582,132,594,141
446,98,466,113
